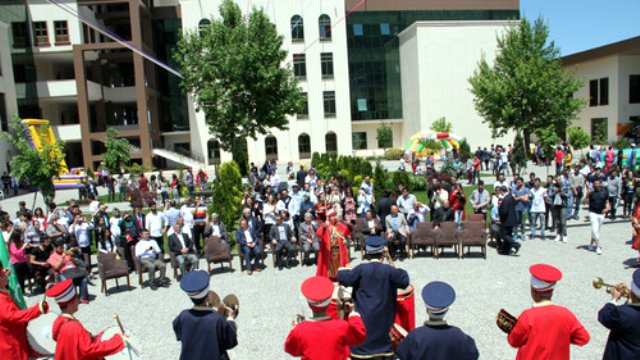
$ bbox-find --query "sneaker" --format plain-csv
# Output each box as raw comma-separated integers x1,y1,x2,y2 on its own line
562,236,568,243
596,247,602,255
554,235,561,242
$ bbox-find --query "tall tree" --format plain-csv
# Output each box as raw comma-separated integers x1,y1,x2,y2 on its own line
209,161,243,246
2,117,66,206
175,0,303,173
103,128,131,174
469,17,584,148
430,117,453,133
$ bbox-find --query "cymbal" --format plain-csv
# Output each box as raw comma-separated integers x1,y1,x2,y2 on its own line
223,294,239,310
207,291,221,308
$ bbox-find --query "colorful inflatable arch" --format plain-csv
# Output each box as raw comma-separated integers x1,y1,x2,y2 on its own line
404,130,462,157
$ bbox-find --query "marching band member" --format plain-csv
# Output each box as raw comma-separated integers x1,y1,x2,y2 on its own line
508,264,590,359
173,270,238,360
0,261,49,360
396,281,478,360
337,236,409,359
284,276,366,359
316,209,350,281
48,279,125,360
598,268,640,359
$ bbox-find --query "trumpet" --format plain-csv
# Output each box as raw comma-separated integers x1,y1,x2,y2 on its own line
592,277,632,300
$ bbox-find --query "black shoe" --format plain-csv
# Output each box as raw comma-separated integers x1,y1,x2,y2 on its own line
161,277,171,285
285,260,292,269
278,262,283,271
150,282,158,291
513,244,521,255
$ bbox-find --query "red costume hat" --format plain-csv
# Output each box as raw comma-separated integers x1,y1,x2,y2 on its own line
45,279,76,306
301,276,334,312
529,264,562,292
326,209,337,218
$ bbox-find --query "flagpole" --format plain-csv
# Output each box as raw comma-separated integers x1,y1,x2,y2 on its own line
0,233,27,309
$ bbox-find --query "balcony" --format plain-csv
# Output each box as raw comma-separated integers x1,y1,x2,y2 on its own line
15,80,102,102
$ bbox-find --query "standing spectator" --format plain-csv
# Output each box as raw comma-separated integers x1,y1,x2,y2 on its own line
465,157,474,184
191,197,209,254
623,172,636,218
469,180,490,215
118,212,139,270
164,200,181,227
493,173,508,190
606,169,622,220
630,143,638,173
604,146,615,174
472,155,481,185
548,175,569,243
69,214,94,274
171,174,181,202
343,188,357,224
544,175,555,231
585,178,610,255
262,194,277,242
377,189,394,231
482,147,490,171
159,177,169,205
500,149,510,176
296,165,307,188
95,217,114,254
186,168,195,198
497,186,521,255
138,173,149,192
196,169,208,191
145,202,168,254
554,146,564,176
357,189,373,219
396,187,417,217
105,174,116,203
360,176,374,201
512,178,531,241
109,208,122,251
568,166,585,220
304,169,318,190
450,184,466,229
529,178,547,239
118,175,127,201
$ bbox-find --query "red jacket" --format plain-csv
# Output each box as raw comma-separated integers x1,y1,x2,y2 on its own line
52,314,124,360
0,291,44,360
285,314,366,360
315,221,350,281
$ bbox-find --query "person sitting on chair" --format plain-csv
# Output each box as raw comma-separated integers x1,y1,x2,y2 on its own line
168,223,198,278
204,213,229,244
385,205,410,261
237,219,262,275
135,229,169,290
432,200,455,229
48,239,90,304
269,214,297,270
298,212,319,266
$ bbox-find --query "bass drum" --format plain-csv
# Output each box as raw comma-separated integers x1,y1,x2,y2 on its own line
395,284,416,332
27,312,58,358
102,326,142,360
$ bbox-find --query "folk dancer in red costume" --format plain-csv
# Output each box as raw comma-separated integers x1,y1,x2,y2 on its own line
316,209,350,281
0,261,49,360
508,264,590,360
47,279,125,360
285,276,366,359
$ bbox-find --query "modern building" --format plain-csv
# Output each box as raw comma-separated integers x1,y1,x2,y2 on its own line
0,21,19,173
562,36,640,144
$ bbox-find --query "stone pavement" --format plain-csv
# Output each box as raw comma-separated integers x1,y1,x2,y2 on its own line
23,213,637,359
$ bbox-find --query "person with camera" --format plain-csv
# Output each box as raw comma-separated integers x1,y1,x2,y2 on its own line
69,214,94,275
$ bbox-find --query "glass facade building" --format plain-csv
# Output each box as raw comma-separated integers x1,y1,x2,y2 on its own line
346,10,519,121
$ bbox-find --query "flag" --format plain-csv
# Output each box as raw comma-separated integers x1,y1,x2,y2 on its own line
0,233,27,309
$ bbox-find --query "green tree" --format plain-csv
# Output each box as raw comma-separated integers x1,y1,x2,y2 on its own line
567,126,591,158
468,17,584,148
534,125,561,167
175,0,303,172
458,138,472,161
103,128,131,173
510,132,528,175
430,117,453,133
2,117,66,205
209,161,243,247
376,122,393,150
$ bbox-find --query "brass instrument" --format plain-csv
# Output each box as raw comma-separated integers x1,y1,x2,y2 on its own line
592,277,632,300
496,309,518,334
383,246,395,267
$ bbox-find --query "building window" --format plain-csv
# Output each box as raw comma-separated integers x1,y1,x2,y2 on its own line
207,139,221,165
298,92,308,119
298,133,311,159
352,132,367,150
589,79,598,107
630,75,640,104
198,19,211,36
293,54,306,79
321,53,333,78
291,15,304,42
378,128,393,148
591,118,608,144
323,91,336,117
353,24,363,36
325,132,337,153
33,21,49,47
599,78,609,106
12,22,28,48
54,21,69,45
174,142,191,156
380,23,391,35
0,94,7,132
319,14,331,41
265,135,278,160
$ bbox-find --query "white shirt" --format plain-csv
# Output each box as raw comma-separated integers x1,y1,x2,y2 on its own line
180,205,194,231
70,222,94,248
530,187,547,213
145,211,167,238
244,229,254,245
135,238,161,259
109,217,121,237
176,232,186,249
88,201,100,214
211,224,221,237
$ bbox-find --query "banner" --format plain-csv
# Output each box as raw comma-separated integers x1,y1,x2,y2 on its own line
0,233,27,309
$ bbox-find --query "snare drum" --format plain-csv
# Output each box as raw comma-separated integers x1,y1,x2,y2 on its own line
27,312,58,358
395,284,416,332
101,326,142,360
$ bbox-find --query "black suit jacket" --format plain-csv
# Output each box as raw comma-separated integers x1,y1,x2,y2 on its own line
377,197,394,222
168,232,194,254
499,194,517,227
432,207,454,226
296,169,307,187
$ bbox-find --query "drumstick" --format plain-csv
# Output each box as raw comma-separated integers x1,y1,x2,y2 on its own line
113,315,140,358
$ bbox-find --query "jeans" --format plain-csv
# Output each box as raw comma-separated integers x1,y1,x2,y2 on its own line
241,244,262,270
188,184,195,197
59,272,89,300
624,192,635,217
191,225,206,253
571,189,583,218
552,206,567,237
608,196,618,219
529,212,546,238
454,210,464,228
176,253,198,274
515,208,526,239
274,240,294,265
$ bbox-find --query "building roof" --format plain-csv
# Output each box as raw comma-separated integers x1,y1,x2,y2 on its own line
562,36,640,66
345,0,519,12
397,20,515,40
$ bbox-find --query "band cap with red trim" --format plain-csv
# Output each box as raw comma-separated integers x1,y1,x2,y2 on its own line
326,209,337,218
45,279,76,305
301,276,333,309
529,264,562,291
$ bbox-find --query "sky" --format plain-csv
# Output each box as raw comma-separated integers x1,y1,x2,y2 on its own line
520,0,640,56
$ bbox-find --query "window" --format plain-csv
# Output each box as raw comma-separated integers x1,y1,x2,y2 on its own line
353,24,363,36
291,15,304,41
0,94,7,132
298,92,308,119
54,21,69,45
265,136,278,160
630,75,640,104
589,79,598,107
207,139,221,165
325,132,337,153
599,77,609,106
323,91,336,117
321,52,333,78
174,143,191,156
12,22,28,47
591,118,608,144
319,14,331,41
33,21,49,47
298,133,311,159
380,23,391,35
352,132,367,150
293,54,306,79
198,19,211,36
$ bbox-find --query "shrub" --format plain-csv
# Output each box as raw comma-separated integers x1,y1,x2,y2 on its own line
385,147,404,160
611,138,631,150
209,161,243,247
387,171,411,194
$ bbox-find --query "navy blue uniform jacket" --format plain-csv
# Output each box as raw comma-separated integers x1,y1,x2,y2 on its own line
598,302,640,359
396,323,479,360
173,308,238,360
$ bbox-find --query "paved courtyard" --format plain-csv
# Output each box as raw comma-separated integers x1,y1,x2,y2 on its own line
22,214,637,359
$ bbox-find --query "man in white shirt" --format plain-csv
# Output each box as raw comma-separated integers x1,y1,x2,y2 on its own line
529,178,547,239
135,229,168,290
204,213,229,244
168,223,198,277
493,173,508,190
145,202,168,254
88,195,100,214
237,219,262,275
396,188,417,216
